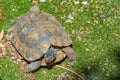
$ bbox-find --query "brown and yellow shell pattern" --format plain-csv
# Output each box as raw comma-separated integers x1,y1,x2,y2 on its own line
6,5,72,65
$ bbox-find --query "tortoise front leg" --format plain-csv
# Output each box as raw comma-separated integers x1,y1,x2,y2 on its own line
62,47,76,62
25,60,41,72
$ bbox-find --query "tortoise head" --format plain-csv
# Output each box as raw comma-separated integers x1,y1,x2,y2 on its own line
44,48,56,64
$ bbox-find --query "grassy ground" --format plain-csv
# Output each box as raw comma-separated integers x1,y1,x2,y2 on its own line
0,0,120,80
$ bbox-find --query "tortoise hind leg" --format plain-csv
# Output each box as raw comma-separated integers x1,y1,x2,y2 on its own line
25,60,41,72
62,47,76,62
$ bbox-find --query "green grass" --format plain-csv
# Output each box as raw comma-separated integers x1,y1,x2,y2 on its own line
0,58,27,80
0,0,120,80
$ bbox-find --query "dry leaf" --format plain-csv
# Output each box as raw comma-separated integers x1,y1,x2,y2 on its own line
19,60,27,71
0,43,3,47
62,9,66,13
0,29,4,41
61,63,65,67
32,0,38,5
1,46,7,56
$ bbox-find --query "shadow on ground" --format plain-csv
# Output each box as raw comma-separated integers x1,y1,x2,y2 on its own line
110,44,120,80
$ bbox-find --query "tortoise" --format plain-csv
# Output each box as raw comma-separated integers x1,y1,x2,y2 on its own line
6,5,76,72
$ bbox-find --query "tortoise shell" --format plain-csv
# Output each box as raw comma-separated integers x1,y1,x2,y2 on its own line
7,5,72,63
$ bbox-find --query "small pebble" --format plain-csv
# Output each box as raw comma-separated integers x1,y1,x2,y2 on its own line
82,1,88,5
39,0,46,2
100,15,106,19
74,1,80,4
87,66,91,70
68,14,74,20
57,77,63,80
61,73,66,78
65,19,73,23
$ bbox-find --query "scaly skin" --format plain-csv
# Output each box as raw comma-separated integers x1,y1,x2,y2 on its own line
25,60,41,72
62,47,76,62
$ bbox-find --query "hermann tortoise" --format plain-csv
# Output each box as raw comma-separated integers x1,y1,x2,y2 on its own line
6,5,76,72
